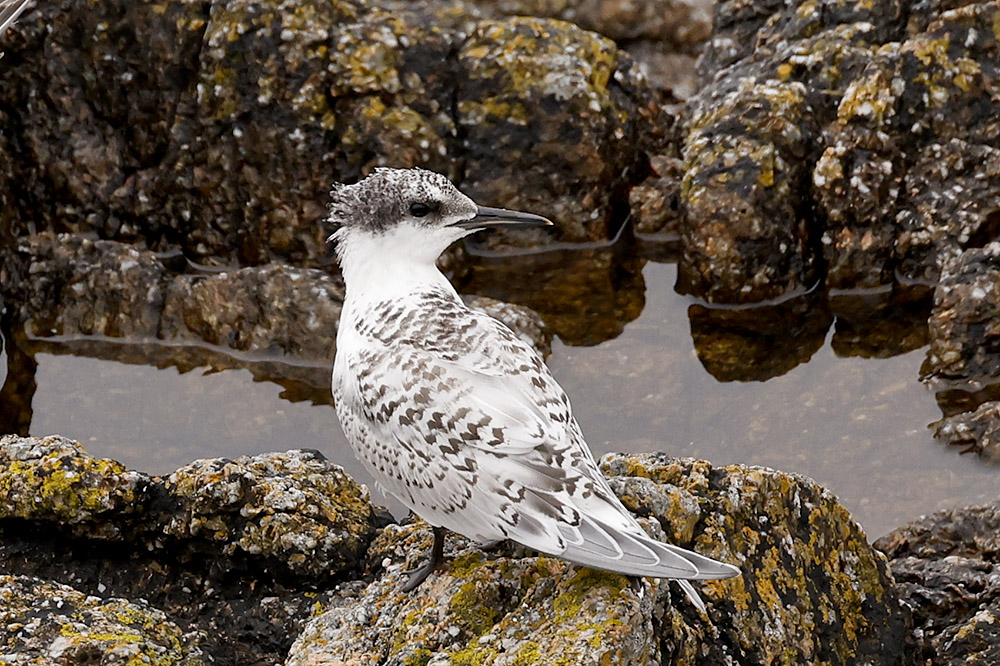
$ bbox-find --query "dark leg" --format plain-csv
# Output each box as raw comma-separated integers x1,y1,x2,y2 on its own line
401,526,446,592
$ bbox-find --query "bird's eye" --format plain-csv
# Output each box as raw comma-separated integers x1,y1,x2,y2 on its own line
410,202,431,217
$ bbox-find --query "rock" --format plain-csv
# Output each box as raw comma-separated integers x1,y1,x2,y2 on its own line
289,453,909,665
2,234,168,339
931,401,1000,463
924,242,1000,384
457,17,660,241
1,234,345,363
0,0,665,267
464,0,713,98
0,575,209,666
679,0,1000,302
688,291,832,381
160,264,345,360
0,435,387,665
629,153,684,238
471,0,713,48
817,5,1000,288
163,450,382,580
287,525,659,665
875,501,1000,665
0,434,151,540
602,454,909,665
679,78,819,303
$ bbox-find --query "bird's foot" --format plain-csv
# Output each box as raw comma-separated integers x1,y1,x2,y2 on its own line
399,526,446,592
400,557,439,591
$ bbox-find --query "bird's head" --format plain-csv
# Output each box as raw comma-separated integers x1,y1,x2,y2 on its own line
327,167,550,266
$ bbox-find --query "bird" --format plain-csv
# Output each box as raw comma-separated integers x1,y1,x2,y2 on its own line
328,167,740,610
0,0,32,56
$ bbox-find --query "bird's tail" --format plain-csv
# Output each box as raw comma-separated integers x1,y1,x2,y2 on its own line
553,512,740,610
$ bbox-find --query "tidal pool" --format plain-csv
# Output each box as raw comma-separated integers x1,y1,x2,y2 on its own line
1,248,996,539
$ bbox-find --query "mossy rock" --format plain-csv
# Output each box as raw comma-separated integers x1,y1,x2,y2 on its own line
287,455,909,665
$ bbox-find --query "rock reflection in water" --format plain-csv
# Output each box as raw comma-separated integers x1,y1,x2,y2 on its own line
688,291,832,382
455,235,645,347
829,286,933,359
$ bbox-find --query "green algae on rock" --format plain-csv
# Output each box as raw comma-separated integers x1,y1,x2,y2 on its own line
0,574,209,666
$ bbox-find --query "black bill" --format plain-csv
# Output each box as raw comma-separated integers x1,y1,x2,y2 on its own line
453,205,553,230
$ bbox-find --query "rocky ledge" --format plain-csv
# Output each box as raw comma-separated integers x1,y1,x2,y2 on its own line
4,433,996,665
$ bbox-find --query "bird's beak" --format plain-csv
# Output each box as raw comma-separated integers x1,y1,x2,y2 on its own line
453,205,553,230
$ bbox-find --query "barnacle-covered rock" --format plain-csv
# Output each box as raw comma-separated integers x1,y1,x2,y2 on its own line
924,242,1000,383
876,501,1000,666
164,449,381,579
602,454,909,665
286,522,661,665
0,435,150,539
678,78,818,303
0,575,209,666
816,5,1000,288
288,454,908,665
457,17,659,241
681,0,1000,302
932,400,1000,463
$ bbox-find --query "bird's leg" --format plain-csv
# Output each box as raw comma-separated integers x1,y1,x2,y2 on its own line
400,526,446,592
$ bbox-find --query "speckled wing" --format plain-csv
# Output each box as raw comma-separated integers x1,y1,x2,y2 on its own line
335,289,738,582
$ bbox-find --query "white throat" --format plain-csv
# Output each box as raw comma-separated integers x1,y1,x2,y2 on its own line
335,224,466,303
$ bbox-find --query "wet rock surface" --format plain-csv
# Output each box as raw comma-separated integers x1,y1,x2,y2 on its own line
876,500,1000,666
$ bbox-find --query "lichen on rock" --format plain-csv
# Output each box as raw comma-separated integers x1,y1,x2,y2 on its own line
0,434,150,539
164,449,382,579
0,574,209,665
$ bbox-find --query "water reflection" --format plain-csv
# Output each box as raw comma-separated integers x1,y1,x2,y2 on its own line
456,235,645,346
688,291,832,382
